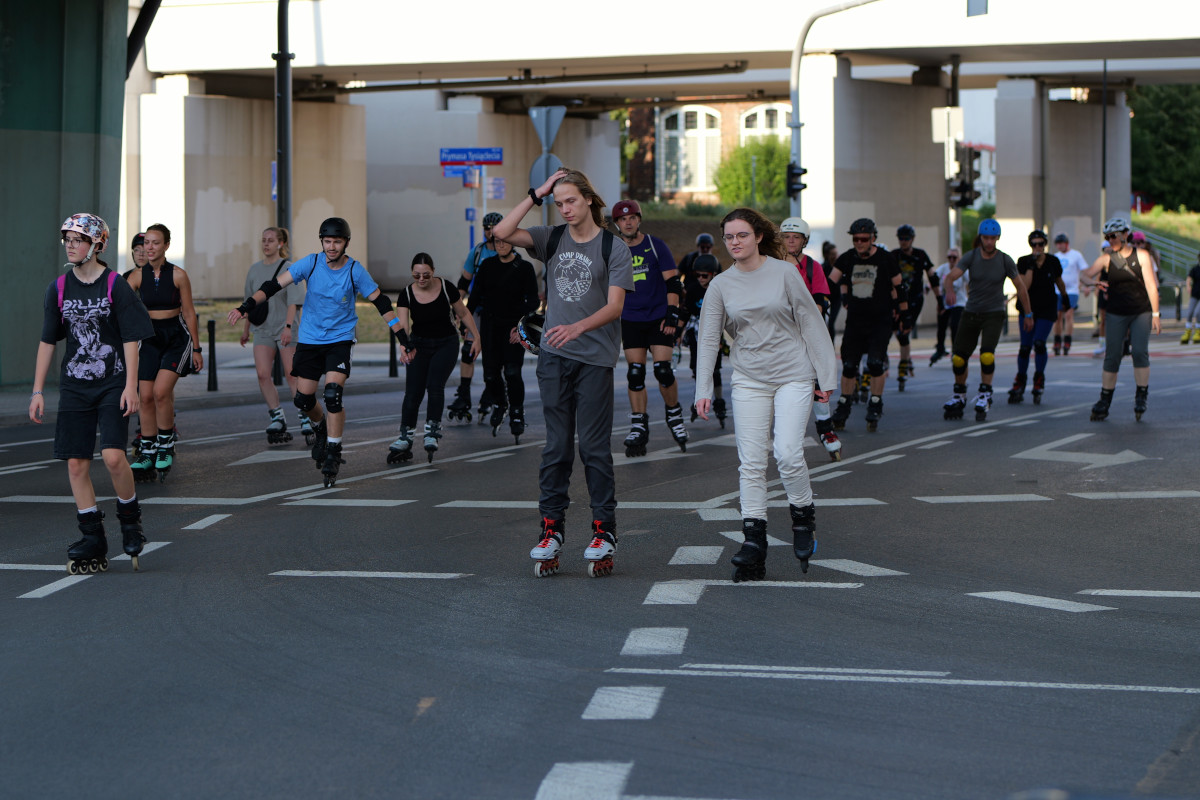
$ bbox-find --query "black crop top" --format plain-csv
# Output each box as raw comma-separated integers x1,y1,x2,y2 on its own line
396,279,460,339
139,262,182,311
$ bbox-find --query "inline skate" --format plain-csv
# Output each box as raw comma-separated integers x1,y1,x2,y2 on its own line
897,359,913,392
713,397,727,429
815,417,842,461
973,383,993,422
116,501,146,572
790,502,817,574
1090,388,1114,421
67,511,108,575
446,385,472,423
130,438,157,483
665,403,688,452
386,426,414,464
943,384,967,420
1134,386,1149,421
831,396,853,431
623,412,649,457
1008,374,1026,404
865,395,883,432
530,516,564,578
731,518,767,583
1031,372,1045,404
153,434,174,482
299,413,315,445
509,407,525,444
584,519,617,577
266,406,293,445
489,403,508,438
321,441,344,488
310,418,328,467
423,421,442,462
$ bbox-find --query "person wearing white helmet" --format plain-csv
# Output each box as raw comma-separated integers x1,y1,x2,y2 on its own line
30,213,154,574
1079,216,1161,421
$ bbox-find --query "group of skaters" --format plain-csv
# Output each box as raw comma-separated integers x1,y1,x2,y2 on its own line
28,179,1164,580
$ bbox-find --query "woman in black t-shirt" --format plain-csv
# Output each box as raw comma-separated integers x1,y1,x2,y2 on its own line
1007,230,1068,404
387,253,481,462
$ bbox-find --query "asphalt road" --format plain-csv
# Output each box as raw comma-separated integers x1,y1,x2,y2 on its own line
2,346,1198,800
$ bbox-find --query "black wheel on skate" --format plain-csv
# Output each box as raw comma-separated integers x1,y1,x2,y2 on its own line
323,475,336,488
866,420,878,432
718,418,726,429
514,435,521,445
625,445,646,458
1033,394,1042,405
386,450,413,465
158,470,168,483
304,433,316,446
898,380,906,392
975,410,987,422
426,451,435,463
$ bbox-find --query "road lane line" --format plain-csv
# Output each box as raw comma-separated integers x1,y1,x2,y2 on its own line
682,663,949,676
282,499,417,507
915,494,1051,503
535,762,631,800
581,686,665,720
811,559,907,577
621,628,688,656
917,440,953,449
643,579,862,605
1079,590,1200,598
967,591,1115,612
668,547,724,565
810,470,851,482
1069,491,1200,500
466,453,514,463
0,563,65,571
963,429,997,437
183,514,231,530
19,575,91,598
271,570,470,579
866,454,905,465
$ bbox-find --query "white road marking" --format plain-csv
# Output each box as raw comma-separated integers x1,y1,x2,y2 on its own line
810,470,851,482
19,575,91,599
621,628,689,656
183,514,231,530
581,686,665,720
271,570,470,579
287,488,344,500
815,498,887,506
718,530,788,548
967,591,1115,613
437,500,724,510
963,429,997,437
681,663,949,677
613,449,696,465
643,579,862,605
811,559,907,577
917,440,953,449
668,546,725,565
606,667,1200,695
16,542,171,598
466,453,513,463
866,454,905,464
915,494,1051,503
1069,490,1200,500
0,495,110,504
1008,420,1040,427
0,563,64,572
382,468,437,480
1012,433,1145,470
1048,411,1076,418
229,450,315,465
535,762,631,800
1079,590,1200,598
699,498,884,521
282,499,417,507
0,465,51,476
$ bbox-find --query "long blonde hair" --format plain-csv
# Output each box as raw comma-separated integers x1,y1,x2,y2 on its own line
552,168,607,228
264,226,290,260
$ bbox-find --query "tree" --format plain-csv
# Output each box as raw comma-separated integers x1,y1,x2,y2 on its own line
1128,85,1200,211
713,137,790,210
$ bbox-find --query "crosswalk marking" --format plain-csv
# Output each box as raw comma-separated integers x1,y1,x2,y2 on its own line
963,429,997,437
282,499,416,507
581,686,665,720
1069,490,1200,500
271,570,470,579
915,493,1050,504
812,559,907,577
621,628,689,656
668,546,725,565
967,591,1115,613
535,762,631,800
643,579,862,605
866,454,905,465
917,440,953,449
182,514,231,530
810,470,851,482
1079,590,1200,598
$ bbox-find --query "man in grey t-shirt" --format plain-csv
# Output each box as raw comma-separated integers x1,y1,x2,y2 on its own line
492,168,633,577
940,218,1033,420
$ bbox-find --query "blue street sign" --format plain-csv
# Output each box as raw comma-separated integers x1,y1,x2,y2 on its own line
443,165,470,178
439,147,503,165
465,208,476,222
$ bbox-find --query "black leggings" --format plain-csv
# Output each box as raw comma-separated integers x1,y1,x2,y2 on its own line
402,334,459,427
480,319,527,409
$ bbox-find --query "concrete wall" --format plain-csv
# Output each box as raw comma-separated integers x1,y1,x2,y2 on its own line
353,90,620,290
137,78,366,298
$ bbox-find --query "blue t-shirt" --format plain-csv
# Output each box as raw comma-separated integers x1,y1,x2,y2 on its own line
462,244,497,279
622,234,676,322
288,253,379,345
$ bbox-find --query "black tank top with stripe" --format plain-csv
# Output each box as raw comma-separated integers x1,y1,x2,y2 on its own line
140,262,182,311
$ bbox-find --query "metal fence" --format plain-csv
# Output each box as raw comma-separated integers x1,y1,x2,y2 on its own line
1134,228,1197,319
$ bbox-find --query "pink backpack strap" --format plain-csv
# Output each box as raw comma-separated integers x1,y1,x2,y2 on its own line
56,274,67,313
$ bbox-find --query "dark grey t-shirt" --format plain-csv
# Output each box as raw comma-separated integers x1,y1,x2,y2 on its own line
527,225,634,368
959,248,1019,313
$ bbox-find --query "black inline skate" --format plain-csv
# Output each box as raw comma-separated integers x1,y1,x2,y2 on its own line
713,397,727,429
1134,385,1149,421
1090,388,1113,421
731,518,767,582
943,384,967,420
831,395,853,431
310,418,328,467
266,406,293,445
299,413,315,445
489,403,508,437
386,426,414,464
815,417,842,461
897,359,913,392
446,385,472,424
865,395,883,432
130,438,157,483
790,502,817,574
973,383,993,422
67,510,108,575
423,421,442,462
509,407,525,444
1031,372,1045,404
321,441,344,488
624,412,648,457
1008,374,1026,404
665,403,688,452
857,371,870,403
477,386,494,426
116,501,147,572
690,403,699,423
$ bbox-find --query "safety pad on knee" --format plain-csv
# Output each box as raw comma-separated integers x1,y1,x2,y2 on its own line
1032,340,1048,354
980,352,995,368
652,360,676,388
951,354,967,370
866,359,887,378
1018,346,1032,359
293,392,316,414
502,363,522,382
895,331,910,347
626,362,646,392
842,361,859,379
460,340,477,365
323,383,344,414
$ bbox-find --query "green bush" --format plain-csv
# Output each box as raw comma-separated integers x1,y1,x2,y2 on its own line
713,137,790,209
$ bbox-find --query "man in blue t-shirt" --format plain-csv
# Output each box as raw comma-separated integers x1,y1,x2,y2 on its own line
228,217,407,485
611,199,687,455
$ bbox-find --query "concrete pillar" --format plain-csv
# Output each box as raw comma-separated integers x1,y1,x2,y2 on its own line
0,0,127,385
994,79,1044,241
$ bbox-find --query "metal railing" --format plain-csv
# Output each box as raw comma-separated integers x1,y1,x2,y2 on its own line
1133,228,1195,319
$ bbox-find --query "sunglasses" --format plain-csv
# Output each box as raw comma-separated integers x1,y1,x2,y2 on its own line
1031,241,1047,248
1104,233,1122,240
852,235,872,243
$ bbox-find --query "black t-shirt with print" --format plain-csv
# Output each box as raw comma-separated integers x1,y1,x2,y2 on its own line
835,248,900,319
894,247,935,303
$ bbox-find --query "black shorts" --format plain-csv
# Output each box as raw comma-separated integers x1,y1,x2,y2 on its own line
292,341,354,380
54,380,130,459
841,313,892,367
138,316,194,380
621,318,673,351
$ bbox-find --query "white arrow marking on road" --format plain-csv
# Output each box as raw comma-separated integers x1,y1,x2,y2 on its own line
1011,433,1145,470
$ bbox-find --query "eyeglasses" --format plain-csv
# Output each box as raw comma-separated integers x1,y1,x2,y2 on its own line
852,236,872,243
722,232,753,243
947,255,959,260
1031,241,1047,248
63,235,88,246
695,273,713,279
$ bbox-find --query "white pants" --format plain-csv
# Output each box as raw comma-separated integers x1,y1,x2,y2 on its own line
731,373,815,520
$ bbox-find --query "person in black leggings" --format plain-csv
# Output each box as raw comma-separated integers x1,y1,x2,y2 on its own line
467,235,540,440
388,253,480,462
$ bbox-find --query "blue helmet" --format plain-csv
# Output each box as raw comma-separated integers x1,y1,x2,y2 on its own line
978,218,1001,237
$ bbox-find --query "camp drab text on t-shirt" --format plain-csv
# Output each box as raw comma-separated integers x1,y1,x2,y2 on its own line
41,268,154,387
835,248,900,317
1016,254,1064,320
622,234,676,323
525,225,634,368
397,279,461,339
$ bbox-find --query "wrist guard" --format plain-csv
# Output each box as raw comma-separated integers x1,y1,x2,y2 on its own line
393,328,411,349
664,305,681,327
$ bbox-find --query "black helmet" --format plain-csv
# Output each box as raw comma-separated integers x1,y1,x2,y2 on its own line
897,224,915,240
318,217,351,240
696,233,714,246
849,218,877,236
692,253,720,275
1028,229,1048,246
518,312,545,355
482,212,503,228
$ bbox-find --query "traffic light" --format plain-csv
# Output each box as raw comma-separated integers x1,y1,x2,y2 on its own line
949,144,982,209
954,180,981,209
787,162,808,198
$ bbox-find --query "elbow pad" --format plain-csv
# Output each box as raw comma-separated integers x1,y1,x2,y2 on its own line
371,293,394,316
457,275,472,294
664,276,684,297
257,278,283,300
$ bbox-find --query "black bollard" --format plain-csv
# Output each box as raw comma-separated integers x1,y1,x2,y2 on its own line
207,319,218,391
389,333,398,378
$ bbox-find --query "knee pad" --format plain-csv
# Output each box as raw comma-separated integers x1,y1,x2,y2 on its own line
1032,340,1048,355
626,362,646,392
293,392,316,414
502,363,523,383
652,360,675,388
1018,346,1032,360
866,359,887,378
980,352,995,369
460,340,477,365
951,354,967,371
895,330,910,347
323,383,344,414
842,360,859,379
